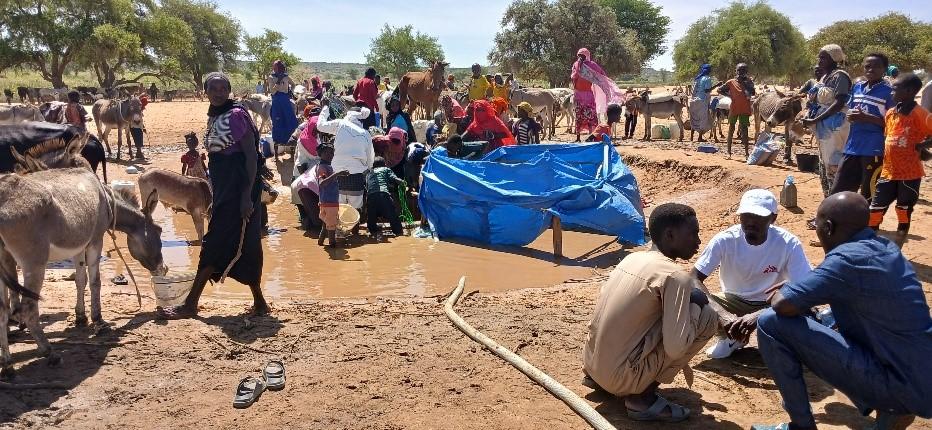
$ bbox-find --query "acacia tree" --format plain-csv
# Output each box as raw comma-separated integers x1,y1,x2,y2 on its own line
672,2,808,83
244,29,300,80
365,24,445,79
81,3,194,89
0,0,127,87
601,0,671,63
489,0,643,87
161,0,240,89
808,13,932,73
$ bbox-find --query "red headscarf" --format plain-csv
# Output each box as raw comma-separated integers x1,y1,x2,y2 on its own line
466,100,515,151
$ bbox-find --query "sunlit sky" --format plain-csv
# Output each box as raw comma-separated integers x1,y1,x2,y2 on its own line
220,0,931,71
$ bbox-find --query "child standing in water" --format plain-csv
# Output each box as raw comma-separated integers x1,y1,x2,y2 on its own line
316,144,348,247
180,133,208,180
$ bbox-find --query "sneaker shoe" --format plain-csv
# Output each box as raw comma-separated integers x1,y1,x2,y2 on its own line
706,337,746,359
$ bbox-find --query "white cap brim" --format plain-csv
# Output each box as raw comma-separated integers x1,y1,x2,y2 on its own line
736,204,774,217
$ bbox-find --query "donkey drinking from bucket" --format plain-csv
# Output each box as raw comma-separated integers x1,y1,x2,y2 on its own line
0,150,167,378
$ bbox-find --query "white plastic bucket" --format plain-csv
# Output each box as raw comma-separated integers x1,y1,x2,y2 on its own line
111,180,135,194
151,272,195,307
338,204,360,231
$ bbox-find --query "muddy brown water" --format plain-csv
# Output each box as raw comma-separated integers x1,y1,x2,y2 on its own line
99,190,627,300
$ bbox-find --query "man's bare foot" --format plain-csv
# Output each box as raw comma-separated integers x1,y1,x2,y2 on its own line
156,305,198,320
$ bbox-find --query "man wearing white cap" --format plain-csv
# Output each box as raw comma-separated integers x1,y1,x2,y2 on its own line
691,189,812,358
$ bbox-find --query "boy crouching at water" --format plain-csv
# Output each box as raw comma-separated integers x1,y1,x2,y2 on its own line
316,144,348,247
366,156,407,241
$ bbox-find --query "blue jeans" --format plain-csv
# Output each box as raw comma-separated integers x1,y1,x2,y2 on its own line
757,309,917,427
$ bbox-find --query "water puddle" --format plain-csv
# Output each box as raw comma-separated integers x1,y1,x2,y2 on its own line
100,197,626,300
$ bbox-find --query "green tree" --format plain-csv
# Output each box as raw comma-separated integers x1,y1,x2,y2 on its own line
80,2,193,88
672,2,808,83
365,24,445,78
161,0,241,89
808,13,932,73
489,0,643,87
244,29,300,82
0,0,130,87
347,68,360,81
601,0,671,62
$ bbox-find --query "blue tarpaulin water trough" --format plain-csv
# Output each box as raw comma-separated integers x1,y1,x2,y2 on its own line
419,142,646,247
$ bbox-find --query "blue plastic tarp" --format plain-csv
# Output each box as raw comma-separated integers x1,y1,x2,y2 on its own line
419,142,645,246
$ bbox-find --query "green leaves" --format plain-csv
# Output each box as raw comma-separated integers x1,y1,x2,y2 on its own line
672,2,807,83
490,0,644,86
808,13,932,73
365,24,445,79
601,0,671,62
244,29,299,81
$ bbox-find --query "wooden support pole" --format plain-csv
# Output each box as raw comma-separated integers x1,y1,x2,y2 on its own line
552,216,563,260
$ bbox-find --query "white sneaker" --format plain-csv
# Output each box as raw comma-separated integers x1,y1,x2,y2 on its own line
706,338,746,359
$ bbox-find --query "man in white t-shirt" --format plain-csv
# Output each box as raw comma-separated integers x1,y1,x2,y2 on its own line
691,189,812,358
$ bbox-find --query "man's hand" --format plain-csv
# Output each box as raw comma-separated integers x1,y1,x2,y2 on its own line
723,312,760,344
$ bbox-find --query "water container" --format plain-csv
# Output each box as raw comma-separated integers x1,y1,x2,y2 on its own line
111,180,135,194
151,272,196,307
650,124,665,138
780,175,797,208
668,122,681,140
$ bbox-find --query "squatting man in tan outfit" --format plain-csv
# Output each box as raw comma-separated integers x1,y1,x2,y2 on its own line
581,203,721,423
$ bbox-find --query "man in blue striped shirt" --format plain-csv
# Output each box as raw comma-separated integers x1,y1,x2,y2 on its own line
830,53,895,201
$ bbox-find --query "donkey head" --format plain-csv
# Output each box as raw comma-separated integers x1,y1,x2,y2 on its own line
13,132,90,174
115,188,168,276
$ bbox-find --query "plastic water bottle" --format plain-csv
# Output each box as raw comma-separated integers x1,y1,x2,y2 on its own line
816,307,836,329
780,175,797,208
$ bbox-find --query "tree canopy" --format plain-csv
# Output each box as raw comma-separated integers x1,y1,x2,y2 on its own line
365,24,445,79
808,13,932,74
489,0,643,87
244,29,300,82
161,0,241,89
601,0,671,62
672,2,808,83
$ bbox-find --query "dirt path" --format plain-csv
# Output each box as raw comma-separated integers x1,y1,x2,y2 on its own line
1,101,930,429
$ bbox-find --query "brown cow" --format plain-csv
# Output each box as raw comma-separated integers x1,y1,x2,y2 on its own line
398,61,448,119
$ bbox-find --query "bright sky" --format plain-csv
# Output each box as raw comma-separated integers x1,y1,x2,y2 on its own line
221,0,931,71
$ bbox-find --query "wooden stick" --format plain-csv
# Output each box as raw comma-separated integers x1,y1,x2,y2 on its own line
0,381,71,390
551,216,563,260
200,332,279,355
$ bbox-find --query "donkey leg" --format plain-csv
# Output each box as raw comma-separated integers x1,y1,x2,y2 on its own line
73,253,89,327
19,266,59,365
0,253,13,379
86,239,107,329
192,210,205,244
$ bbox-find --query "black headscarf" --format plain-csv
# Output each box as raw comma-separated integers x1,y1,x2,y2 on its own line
203,72,239,117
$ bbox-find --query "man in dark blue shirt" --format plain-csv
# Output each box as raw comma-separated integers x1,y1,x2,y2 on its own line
753,192,932,430
830,53,896,201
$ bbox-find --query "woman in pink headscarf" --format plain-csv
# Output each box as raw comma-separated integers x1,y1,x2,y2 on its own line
571,48,626,142
372,126,408,177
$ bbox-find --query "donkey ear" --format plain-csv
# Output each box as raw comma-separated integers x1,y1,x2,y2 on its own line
143,188,159,217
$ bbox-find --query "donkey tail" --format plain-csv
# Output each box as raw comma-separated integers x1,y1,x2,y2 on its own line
0,241,41,301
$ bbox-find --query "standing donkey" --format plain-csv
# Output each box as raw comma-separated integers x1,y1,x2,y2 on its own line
92,96,142,160
0,142,166,378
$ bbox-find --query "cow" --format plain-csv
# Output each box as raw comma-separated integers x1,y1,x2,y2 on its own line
632,90,688,141
752,91,806,163
398,61,448,120
0,104,43,124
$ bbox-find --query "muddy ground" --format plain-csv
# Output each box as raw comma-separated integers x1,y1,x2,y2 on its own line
1,101,930,429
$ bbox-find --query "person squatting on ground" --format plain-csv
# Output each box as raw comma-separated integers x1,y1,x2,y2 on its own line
512,102,542,145
691,189,811,359
366,156,406,241
158,72,269,320
830,53,894,201
462,100,515,153
801,44,852,197
752,192,932,430
718,63,755,157
868,73,932,246
582,203,717,423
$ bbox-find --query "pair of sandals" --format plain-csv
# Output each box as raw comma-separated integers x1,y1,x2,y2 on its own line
233,360,286,409
581,375,690,423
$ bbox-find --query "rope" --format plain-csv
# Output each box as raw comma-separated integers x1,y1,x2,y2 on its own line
103,186,143,311
397,186,414,226
443,276,616,430
219,218,247,284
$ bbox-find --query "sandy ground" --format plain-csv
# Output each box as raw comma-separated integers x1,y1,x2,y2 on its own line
1,100,931,429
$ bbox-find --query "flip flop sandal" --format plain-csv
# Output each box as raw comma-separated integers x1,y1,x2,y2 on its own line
807,219,818,230
627,395,690,423
111,275,128,285
233,376,266,409
263,360,286,391
750,424,789,430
